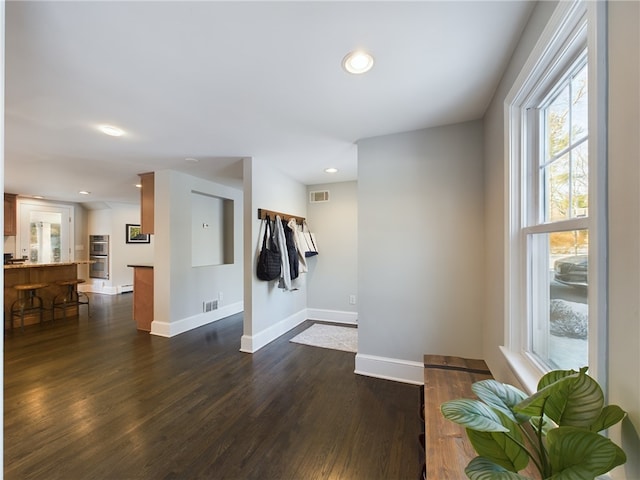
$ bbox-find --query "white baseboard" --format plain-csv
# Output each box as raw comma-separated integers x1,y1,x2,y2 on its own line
150,301,244,338
81,283,118,295
306,308,357,325
240,309,307,353
354,353,424,385
117,284,134,294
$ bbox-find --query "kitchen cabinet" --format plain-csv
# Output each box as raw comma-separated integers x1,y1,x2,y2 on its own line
139,172,154,234
4,193,17,236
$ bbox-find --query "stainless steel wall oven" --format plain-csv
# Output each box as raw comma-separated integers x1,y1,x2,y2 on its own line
89,235,109,279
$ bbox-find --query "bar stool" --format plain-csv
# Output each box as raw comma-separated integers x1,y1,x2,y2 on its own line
10,283,49,331
52,279,90,320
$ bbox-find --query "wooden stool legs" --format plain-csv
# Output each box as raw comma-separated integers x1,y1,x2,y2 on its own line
10,283,48,331
52,279,90,320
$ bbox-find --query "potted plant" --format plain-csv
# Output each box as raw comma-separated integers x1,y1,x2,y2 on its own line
441,367,626,479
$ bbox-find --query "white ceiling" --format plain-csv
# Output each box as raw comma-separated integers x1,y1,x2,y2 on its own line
4,1,535,206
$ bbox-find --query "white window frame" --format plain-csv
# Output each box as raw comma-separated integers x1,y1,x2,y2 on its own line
501,0,607,393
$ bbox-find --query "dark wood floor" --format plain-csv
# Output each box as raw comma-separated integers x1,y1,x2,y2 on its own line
4,293,422,480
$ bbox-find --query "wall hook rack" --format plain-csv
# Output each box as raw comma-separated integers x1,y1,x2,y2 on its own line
257,208,305,225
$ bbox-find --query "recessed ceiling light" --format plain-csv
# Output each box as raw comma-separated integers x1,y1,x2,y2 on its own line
185,157,199,163
342,50,374,75
98,125,124,137
324,167,339,174
135,184,142,188
79,191,91,195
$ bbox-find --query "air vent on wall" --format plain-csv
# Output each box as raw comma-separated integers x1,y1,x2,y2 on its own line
309,190,330,203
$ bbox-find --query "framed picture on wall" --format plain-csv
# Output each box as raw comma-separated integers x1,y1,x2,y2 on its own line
126,224,150,244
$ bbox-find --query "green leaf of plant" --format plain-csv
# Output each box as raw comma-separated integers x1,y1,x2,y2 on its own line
528,415,554,436
537,367,582,390
589,404,627,432
516,369,603,428
472,380,530,424
441,399,510,432
465,457,533,480
466,412,529,472
547,427,627,478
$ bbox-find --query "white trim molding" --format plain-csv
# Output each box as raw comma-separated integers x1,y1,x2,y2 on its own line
502,0,607,384
306,308,357,325
151,301,244,338
354,353,424,385
239,308,307,353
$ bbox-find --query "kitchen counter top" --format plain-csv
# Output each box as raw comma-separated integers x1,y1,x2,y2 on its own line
4,260,95,269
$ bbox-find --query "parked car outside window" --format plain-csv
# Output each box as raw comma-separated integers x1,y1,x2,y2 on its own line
554,255,588,288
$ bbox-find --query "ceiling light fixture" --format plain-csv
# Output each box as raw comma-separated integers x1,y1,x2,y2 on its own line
98,125,124,137
324,167,339,174
342,50,374,75
79,191,91,195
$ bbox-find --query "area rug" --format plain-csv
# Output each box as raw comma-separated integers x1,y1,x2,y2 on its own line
290,324,358,353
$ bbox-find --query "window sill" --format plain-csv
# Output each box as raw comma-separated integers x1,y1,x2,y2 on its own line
499,346,544,395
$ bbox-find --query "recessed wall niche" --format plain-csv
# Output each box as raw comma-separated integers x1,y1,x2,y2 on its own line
191,191,234,267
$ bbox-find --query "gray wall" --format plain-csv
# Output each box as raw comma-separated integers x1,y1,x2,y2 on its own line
153,170,244,337
483,2,640,478
306,181,358,319
482,0,559,385
356,120,485,382
241,157,308,351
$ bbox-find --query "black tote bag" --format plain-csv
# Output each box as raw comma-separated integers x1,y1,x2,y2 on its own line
256,217,281,281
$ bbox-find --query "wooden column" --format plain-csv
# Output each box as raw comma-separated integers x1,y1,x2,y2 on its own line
130,265,153,331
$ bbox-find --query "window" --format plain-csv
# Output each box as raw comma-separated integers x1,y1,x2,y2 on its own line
529,56,589,370
503,1,607,390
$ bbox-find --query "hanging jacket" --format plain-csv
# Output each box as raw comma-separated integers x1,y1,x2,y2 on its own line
287,217,308,274
283,220,299,280
274,216,291,290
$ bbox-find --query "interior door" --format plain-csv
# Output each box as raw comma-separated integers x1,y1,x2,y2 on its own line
17,201,74,263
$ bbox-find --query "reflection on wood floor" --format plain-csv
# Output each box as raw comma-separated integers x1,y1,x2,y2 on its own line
4,293,422,480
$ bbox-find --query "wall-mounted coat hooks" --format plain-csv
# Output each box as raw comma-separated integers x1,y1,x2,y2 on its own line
257,208,305,225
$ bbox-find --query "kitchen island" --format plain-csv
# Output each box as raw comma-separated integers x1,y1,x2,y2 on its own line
4,261,93,329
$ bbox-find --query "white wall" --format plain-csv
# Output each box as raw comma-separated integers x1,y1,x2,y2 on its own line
241,157,308,352
607,1,640,477
356,121,485,384
152,170,244,337
483,2,640,478
306,181,358,323
87,202,153,294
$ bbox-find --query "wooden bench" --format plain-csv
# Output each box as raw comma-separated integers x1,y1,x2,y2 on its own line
422,354,538,479
423,355,493,479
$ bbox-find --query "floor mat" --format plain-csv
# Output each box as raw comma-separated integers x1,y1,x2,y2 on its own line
289,323,357,353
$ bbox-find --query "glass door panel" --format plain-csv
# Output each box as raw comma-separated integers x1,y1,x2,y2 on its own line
18,202,73,264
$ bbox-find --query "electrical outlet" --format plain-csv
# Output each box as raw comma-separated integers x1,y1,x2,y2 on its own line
349,295,356,305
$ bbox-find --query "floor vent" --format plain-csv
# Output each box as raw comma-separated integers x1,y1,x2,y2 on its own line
309,190,330,203
204,300,219,312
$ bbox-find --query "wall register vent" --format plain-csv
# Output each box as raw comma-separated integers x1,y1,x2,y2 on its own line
203,300,218,312
309,190,330,203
